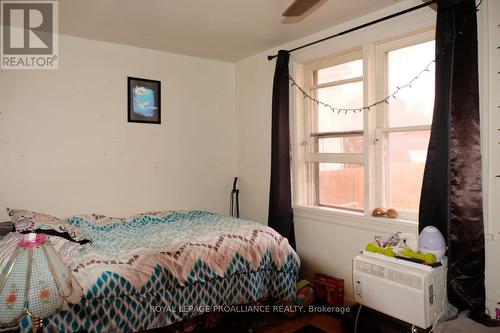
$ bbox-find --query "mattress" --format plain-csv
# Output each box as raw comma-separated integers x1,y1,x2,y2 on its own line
17,211,300,332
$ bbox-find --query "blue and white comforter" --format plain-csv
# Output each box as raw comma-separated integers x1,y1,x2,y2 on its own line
20,211,300,332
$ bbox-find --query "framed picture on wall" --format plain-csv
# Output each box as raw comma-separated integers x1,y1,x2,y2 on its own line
127,77,161,124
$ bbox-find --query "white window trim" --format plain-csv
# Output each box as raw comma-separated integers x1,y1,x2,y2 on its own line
307,152,364,164
291,28,435,227
373,30,434,220
294,205,418,234
302,48,364,210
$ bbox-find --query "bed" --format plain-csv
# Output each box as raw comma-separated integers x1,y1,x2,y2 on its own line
4,210,299,333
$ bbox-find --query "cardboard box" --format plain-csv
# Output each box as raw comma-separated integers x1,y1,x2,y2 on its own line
314,273,344,307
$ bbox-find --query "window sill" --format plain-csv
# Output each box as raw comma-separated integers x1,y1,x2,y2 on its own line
293,205,418,234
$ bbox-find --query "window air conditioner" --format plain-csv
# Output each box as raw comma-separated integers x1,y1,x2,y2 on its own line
353,252,448,329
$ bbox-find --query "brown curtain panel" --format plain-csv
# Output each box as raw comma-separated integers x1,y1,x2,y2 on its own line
268,50,296,249
419,0,485,315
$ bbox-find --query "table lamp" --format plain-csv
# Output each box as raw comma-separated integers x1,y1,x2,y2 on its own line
0,233,78,332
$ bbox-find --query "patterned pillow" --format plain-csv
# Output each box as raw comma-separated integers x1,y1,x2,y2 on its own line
6,208,90,244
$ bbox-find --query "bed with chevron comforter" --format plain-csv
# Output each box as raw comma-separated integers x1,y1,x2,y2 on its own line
19,211,300,333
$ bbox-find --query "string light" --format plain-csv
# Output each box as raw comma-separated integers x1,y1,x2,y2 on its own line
287,59,435,114
288,0,483,115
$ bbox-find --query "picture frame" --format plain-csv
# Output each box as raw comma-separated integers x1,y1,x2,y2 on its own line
127,76,161,124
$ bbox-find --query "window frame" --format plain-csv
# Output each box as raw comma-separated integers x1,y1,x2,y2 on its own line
374,31,435,220
303,49,365,211
296,29,435,221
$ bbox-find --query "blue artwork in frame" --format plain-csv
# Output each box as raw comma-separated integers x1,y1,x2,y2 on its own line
128,77,161,124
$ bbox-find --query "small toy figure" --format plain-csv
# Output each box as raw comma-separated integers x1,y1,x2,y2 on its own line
386,208,399,218
374,232,400,247
371,207,399,218
372,207,386,217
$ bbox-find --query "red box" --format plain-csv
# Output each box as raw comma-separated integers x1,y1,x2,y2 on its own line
314,273,344,307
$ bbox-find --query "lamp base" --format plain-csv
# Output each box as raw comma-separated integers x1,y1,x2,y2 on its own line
32,317,43,333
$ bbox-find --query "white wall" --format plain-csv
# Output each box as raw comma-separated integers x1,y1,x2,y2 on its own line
234,52,275,223
0,35,237,221
235,0,499,314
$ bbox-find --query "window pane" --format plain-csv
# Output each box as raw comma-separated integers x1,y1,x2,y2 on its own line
387,131,430,212
315,59,363,84
317,136,363,153
318,163,364,210
314,81,363,132
388,41,435,127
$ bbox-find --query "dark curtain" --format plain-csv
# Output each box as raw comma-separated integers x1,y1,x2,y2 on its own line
419,0,485,315
268,50,296,249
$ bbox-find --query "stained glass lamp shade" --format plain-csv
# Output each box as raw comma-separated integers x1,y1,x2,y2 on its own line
0,233,78,332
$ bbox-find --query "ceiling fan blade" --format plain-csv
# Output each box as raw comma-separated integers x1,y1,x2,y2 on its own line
282,0,322,17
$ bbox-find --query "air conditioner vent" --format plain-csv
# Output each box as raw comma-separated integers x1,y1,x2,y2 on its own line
387,269,423,289
356,261,372,273
355,261,385,278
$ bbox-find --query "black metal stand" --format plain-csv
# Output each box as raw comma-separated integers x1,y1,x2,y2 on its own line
230,177,240,218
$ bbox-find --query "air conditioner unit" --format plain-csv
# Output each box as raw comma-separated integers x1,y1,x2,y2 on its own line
353,252,447,329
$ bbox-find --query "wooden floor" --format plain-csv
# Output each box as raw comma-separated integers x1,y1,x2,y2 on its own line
255,313,348,333
144,312,349,333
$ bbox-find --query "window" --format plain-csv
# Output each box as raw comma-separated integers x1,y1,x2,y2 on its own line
299,31,435,220
381,40,434,214
306,53,365,211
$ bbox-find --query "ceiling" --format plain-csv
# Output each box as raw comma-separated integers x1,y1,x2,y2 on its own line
59,0,398,63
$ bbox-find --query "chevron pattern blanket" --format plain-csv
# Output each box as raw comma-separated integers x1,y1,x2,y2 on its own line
18,211,300,332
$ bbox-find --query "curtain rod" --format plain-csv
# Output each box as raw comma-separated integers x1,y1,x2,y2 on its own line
267,0,437,61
